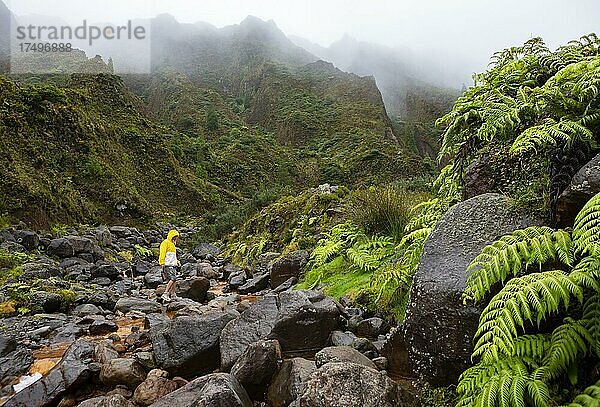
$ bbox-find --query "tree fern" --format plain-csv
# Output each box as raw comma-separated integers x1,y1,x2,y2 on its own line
464,227,573,302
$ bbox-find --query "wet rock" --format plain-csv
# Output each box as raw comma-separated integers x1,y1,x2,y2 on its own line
144,267,164,289
29,291,63,313
196,262,219,279
357,317,387,338
151,311,238,377
100,358,147,389
0,241,25,253
72,303,102,317
380,327,410,377
404,193,537,386
148,373,251,407
294,362,415,407
52,323,86,343
0,349,33,386
133,369,179,406
269,250,309,289
222,264,242,280
78,394,134,407
191,243,221,259
47,238,75,258
330,331,357,347
220,295,279,371
95,340,119,364
176,277,210,302
0,335,16,357
557,152,600,226
228,270,247,289
91,264,121,280
14,230,39,251
373,357,388,371
89,319,118,335
5,340,96,407
144,313,170,330
231,339,282,400
268,290,341,352
272,277,297,293
220,291,341,370
237,272,270,294
267,358,316,407
315,346,376,369
115,297,161,314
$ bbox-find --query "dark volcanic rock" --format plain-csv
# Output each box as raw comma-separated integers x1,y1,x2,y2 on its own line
237,272,270,294
557,152,600,226
231,339,282,400
357,317,387,338
89,319,118,335
47,238,75,258
220,290,341,370
115,297,161,314
267,358,316,407
294,362,415,407
14,230,39,251
151,311,238,377
220,296,279,371
403,193,537,386
176,277,210,302
149,373,251,407
0,349,33,386
269,250,309,289
0,334,16,357
29,291,63,313
5,340,96,407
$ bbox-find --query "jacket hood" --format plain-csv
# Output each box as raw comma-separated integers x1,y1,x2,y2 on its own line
167,230,179,242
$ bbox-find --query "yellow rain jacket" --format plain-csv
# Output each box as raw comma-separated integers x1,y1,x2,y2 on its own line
159,230,180,266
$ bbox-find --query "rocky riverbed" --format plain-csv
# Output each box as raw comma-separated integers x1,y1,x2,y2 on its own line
0,224,416,406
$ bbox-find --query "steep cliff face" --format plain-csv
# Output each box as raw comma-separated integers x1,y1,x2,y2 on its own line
0,74,220,227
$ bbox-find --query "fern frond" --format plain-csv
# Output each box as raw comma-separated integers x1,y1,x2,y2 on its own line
473,271,582,362
464,227,573,303
573,192,600,256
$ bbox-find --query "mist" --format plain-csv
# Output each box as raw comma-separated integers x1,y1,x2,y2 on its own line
6,0,600,86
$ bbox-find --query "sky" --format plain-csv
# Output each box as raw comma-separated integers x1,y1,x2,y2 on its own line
6,0,600,80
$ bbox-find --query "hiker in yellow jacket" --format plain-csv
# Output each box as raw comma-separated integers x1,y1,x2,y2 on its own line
158,230,180,302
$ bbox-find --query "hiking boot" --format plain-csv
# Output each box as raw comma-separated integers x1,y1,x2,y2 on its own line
160,293,171,302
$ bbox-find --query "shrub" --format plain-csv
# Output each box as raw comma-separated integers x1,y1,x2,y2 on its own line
349,186,421,241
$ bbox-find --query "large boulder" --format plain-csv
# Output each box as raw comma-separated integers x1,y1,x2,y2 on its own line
220,290,341,370
267,358,316,407
149,373,251,407
151,310,238,377
5,340,96,407
269,251,309,288
231,339,282,400
557,152,600,226
403,193,537,386
293,362,415,407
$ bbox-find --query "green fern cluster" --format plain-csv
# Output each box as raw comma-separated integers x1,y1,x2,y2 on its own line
457,192,600,406
437,34,600,195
